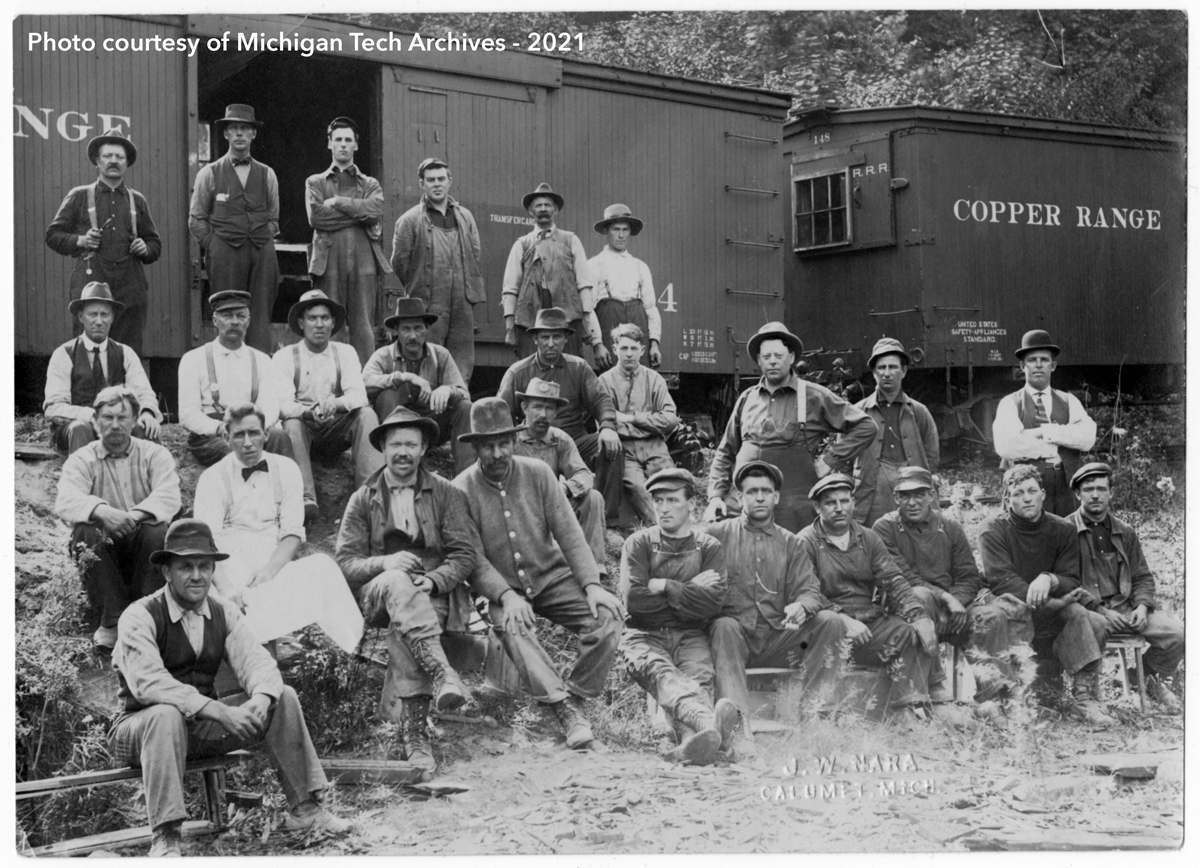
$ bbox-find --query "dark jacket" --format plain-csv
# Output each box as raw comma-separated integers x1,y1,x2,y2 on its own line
1069,508,1158,612
391,195,485,304
852,390,939,521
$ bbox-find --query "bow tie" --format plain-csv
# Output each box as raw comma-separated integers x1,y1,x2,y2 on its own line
241,459,269,480
231,157,251,166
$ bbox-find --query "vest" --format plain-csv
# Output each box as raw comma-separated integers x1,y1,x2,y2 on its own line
206,157,274,248
69,339,127,407
117,592,227,712
514,230,584,327
1015,389,1084,481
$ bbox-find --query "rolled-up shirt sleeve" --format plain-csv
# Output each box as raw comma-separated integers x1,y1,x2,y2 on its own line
43,345,93,424
223,601,285,700
114,604,211,719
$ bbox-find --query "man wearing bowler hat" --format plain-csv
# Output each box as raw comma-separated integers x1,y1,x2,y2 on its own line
46,130,161,354
336,408,480,772
853,337,939,528
274,289,383,520
362,296,474,475
110,519,347,856
993,329,1097,516
391,157,485,383
189,104,281,353
455,398,625,750
706,321,877,533
306,116,392,365
43,281,162,455
502,183,597,358
586,204,662,369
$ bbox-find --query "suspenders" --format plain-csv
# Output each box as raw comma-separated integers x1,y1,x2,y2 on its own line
205,343,259,415
291,344,343,398
221,458,283,532
87,184,137,236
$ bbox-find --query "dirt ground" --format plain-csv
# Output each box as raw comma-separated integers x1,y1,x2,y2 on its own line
13,424,1185,854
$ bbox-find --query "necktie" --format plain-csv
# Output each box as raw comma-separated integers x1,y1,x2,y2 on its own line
1033,392,1049,426
232,157,251,166
241,459,269,481
91,347,105,393
538,230,551,241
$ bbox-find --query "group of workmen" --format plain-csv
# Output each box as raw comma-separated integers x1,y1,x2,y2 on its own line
40,106,1183,854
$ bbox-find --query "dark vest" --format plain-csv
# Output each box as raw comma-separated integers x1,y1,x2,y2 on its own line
1016,389,1084,481
117,592,228,712
207,158,274,248
69,339,127,407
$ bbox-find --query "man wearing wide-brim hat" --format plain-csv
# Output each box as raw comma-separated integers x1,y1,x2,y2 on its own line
336,406,480,773
454,398,625,751
705,321,878,533
305,116,392,365
273,288,383,519
189,104,281,354
362,295,475,476
43,281,163,455
586,203,662,368
46,129,162,354
390,156,485,382
501,182,596,358
992,329,1097,516
852,336,940,527
110,518,348,856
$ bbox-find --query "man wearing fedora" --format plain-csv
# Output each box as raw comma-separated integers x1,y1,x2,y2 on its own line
177,290,292,467
391,157,485,383
46,130,161,354
189,104,281,354
43,281,162,455
274,289,382,520
306,117,392,365
502,183,596,359
111,519,347,856
852,337,939,528
993,329,1097,517
586,204,662,369
1068,462,1183,712
706,321,877,533
362,296,474,476
336,408,479,772
55,386,181,652
455,398,625,750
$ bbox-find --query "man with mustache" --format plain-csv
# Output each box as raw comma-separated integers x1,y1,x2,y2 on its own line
273,289,382,522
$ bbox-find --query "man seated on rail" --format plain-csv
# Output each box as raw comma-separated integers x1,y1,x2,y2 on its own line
43,281,162,455
273,289,382,523
110,519,347,857
177,290,292,467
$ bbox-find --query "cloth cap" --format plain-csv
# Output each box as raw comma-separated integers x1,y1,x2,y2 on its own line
868,337,911,369
384,296,439,330
69,281,126,316
747,321,804,361
214,104,263,128
458,397,527,443
1015,329,1061,360
288,289,346,337
893,466,935,493
516,377,570,407
327,116,358,137
369,406,440,452
733,460,784,491
87,130,138,167
808,473,855,501
149,519,230,565
594,203,644,236
209,290,252,312
522,182,564,211
646,467,697,495
417,157,448,177
1070,461,1113,489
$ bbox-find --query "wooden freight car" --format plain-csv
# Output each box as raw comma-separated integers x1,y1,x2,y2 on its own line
780,105,1185,435
15,13,791,414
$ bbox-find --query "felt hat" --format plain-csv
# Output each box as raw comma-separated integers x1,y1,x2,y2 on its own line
457,397,527,443
808,473,855,502
288,289,346,337
417,157,448,177
522,182,564,211
1015,329,1061,360
327,116,358,136
646,467,697,495
733,460,784,491
209,290,252,312
149,519,229,565
893,466,936,493
526,307,575,335
1070,462,1113,489
214,104,262,129
69,281,125,316
516,377,570,407
594,203,644,236
87,130,137,167
369,406,440,452
867,337,911,369
747,321,804,360
384,297,439,331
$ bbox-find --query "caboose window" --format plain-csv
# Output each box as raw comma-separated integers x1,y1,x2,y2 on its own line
793,171,850,251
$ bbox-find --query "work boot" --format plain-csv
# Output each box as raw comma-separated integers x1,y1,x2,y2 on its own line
409,637,467,712
665,697,721,766
285,801,351,834
1067,674,1114,725
148,820,182,857
552,695,595,750
1145,673,1182,714
713,698,739,753
400,696,436,773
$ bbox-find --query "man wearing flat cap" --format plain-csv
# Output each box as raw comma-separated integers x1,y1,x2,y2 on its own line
274,289,383,520
993,329,1096,516
455,398,625,751
189,104,281,353
46,130,161,354
706,321,877,533
306,117,392,365
362,296,474,476
619,468,737,766
43,281,162,455
1068,462,1184,712
586,204,662,369
110,519,347,856
336,407,480,772
853,337,939,528
502,183,596,358
391,157,484,383
177,290,292,467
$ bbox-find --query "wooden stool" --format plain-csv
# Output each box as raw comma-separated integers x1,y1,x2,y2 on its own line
1107,633,1150,712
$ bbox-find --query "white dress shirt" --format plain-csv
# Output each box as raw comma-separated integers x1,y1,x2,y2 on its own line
43,335,161,423
992,383,1097,462
272,340,368,419
177,340,284,436
585,246,662,343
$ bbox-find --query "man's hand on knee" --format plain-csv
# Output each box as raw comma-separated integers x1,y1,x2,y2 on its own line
499,589,537,635
197,700,264,741
584,584,625,623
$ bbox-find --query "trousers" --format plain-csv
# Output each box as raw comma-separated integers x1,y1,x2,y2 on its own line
425,290,477,386
282,408,382,507
1104,599,1185,677
71,521,168,629
620,626,715,715
849,613,934,708
572,489,608,576
311,229,382,366
206,236,280,355
1033,600,1107,676
373,386,474,476
856,461,903,529
574,432,626,526
70,254,148,355
620,437,674,525
186,426,293,468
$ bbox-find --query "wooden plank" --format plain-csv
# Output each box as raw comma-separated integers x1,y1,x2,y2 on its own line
321,759,426,786
15,443,58,460
31,819,218,857
1077,751,1179,778
17,751,249,800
